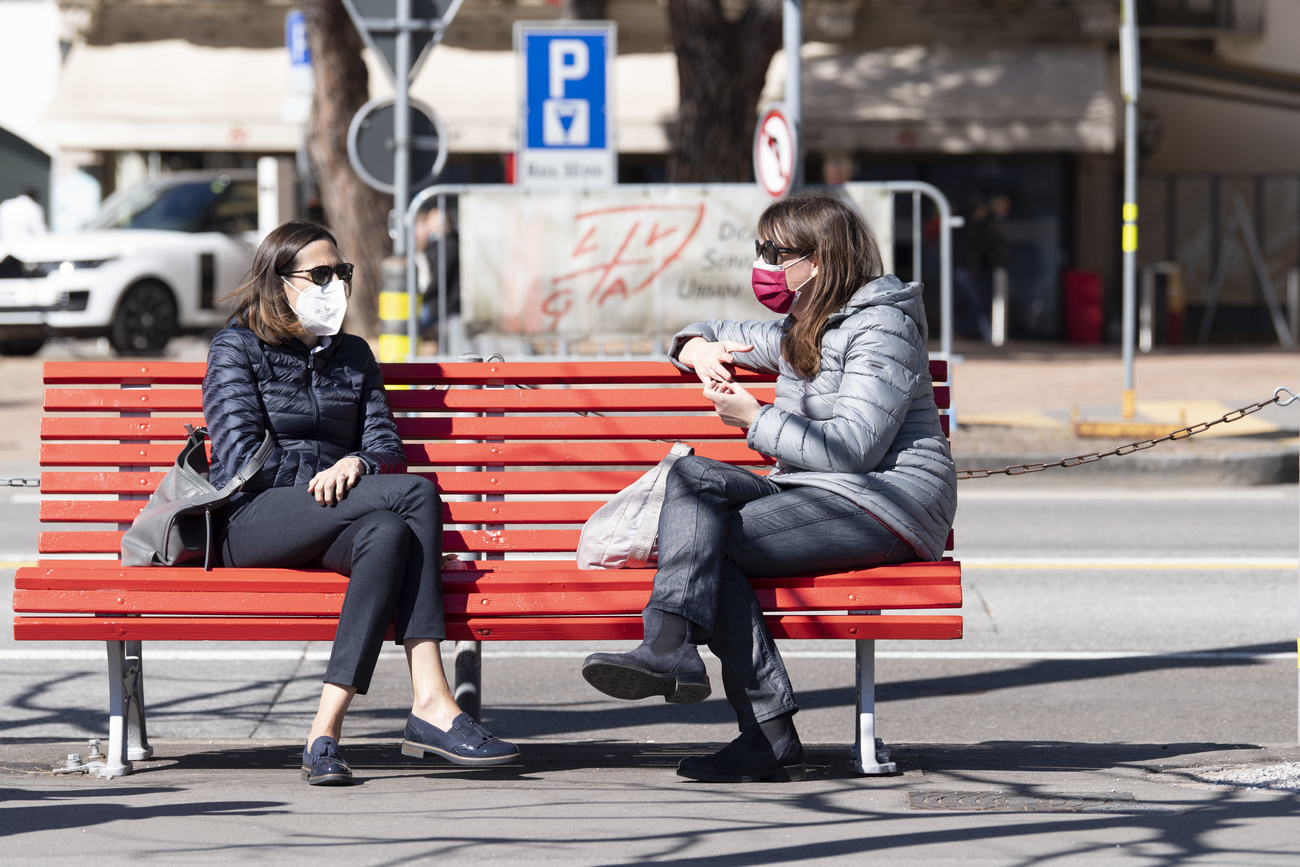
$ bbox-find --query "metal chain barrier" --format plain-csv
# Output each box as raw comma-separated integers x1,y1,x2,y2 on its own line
958,386,1298,480
0,478,40,487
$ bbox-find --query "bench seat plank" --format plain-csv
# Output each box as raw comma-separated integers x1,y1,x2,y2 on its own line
13,613,963,643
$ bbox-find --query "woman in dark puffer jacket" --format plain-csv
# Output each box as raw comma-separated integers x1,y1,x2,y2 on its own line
206,220,518,785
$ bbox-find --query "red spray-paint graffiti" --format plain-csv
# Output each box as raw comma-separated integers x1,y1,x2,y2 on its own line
538,203,706,330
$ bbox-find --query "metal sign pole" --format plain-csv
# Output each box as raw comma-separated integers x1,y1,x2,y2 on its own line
1119,0,1140,419
393,0,411,259
783,0,803,191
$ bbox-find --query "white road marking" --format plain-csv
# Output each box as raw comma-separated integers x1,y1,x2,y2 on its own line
957,556,1296,569
0,649,1291,662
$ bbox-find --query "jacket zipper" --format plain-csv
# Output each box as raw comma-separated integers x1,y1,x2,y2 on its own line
306,354,321,461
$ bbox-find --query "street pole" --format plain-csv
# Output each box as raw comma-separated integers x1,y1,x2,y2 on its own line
784,0,802,191
1119,0,1140,419
393,0,411,258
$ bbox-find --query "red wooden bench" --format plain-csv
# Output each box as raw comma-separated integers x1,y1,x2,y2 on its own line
13,358,961,778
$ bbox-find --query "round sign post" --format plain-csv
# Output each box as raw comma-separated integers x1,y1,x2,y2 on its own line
753,103,795,199
347,97,448,195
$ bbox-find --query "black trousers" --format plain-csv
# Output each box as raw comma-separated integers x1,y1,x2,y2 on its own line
219,474,444,694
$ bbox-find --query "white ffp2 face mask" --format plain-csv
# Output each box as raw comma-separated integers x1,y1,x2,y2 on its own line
284,278,348,336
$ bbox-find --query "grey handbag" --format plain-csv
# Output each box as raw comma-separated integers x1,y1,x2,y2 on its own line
120,426,274,570
576,443,694,570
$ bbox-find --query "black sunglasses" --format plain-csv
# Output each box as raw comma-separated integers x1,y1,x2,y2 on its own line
755,239,805,266
281,263,355,285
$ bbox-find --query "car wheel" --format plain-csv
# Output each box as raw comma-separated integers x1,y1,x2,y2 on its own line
110,280,177,355
0,336,46,356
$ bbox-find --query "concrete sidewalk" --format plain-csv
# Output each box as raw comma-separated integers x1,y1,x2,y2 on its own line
3,738,1299,864
947,342,1298,486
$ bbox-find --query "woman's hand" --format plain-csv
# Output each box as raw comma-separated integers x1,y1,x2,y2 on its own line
703,380,761,429
308,456,366,506
678,337,754,384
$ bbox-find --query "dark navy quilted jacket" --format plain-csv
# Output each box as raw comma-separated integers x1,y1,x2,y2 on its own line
203,323,407,495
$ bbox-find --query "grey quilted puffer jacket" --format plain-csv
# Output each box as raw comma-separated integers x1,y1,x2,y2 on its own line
670,274,957,560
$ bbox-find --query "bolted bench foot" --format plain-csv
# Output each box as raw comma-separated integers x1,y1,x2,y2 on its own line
851,633,898,775
102,640,153,778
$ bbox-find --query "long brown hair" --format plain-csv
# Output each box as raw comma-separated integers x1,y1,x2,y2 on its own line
222,220,340,344
756,193,883,378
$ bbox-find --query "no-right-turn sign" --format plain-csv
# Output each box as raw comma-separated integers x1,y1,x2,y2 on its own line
753,104,795,199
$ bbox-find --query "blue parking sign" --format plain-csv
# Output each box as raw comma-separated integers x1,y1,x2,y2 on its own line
515,22,616,188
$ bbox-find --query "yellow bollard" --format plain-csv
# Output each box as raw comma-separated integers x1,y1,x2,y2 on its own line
377,256,411,386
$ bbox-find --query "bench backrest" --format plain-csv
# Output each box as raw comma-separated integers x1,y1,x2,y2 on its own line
38,359,950,561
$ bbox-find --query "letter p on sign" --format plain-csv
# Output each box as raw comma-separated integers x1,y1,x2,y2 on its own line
549,40,589,98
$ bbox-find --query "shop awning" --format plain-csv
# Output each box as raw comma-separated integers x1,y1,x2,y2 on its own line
41,40,676,155
770,44,1118,153
42,40,302,152
42,40,1114,157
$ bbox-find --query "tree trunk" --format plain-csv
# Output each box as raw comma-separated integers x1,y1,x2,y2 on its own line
666,0,782,183
561,0,608,18
300,0,389,341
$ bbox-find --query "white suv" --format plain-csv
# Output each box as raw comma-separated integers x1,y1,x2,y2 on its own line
0,171,259,355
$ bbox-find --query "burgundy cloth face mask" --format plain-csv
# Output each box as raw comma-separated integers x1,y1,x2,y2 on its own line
751,254,810,314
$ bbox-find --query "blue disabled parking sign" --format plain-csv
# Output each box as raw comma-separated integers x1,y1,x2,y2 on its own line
515,22,616,188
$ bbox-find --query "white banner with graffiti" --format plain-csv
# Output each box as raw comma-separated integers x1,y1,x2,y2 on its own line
459,184,893,338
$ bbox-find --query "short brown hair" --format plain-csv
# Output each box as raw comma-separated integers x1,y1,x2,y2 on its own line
756,193,883,378
222,220,340,344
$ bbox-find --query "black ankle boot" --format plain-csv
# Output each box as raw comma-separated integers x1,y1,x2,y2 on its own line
581,608,711,704
677,715,806,783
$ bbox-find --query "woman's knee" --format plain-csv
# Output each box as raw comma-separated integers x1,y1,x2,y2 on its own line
353,509,412,551
666,455,725,497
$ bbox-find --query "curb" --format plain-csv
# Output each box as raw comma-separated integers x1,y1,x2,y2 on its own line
955,446,1299,486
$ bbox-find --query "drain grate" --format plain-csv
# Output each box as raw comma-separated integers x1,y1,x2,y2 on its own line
908,791,1180,814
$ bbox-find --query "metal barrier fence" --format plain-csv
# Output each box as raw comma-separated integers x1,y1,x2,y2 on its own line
402,182,957,363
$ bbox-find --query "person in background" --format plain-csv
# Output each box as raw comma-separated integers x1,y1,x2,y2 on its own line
954,193,1009,342
580,193,957,784
416,205,461,348
821,152,855,185
0,187,48,243
204,220,519,786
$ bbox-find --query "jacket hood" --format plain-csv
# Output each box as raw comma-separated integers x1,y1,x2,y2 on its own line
834,275,928,341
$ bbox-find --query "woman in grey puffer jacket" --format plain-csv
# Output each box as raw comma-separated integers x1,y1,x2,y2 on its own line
582,193,956,783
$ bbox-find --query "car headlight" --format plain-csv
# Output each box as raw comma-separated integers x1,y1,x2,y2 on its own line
22,258,116,277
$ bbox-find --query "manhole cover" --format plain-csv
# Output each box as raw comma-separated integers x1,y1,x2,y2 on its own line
908,791,1180,814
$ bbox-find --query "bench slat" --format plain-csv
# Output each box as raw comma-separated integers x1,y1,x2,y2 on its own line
16,561,960,592
41,499,608,525
43,359,948,386
42,415,753,443
16,579,961,615
40,528,588,554
40,384,947,418
13,613,962,643
41,440,776,469
37,470,665,496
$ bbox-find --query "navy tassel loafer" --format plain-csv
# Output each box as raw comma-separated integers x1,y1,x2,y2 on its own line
401,712,521,766
301,735,354,786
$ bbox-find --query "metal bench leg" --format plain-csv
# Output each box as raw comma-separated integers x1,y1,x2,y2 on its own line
123,641,153,761
102,641,135,778
454,640,482,723
852,635,897,775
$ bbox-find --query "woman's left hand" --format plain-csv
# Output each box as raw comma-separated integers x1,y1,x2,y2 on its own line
308,456,366,506
704,380,761,429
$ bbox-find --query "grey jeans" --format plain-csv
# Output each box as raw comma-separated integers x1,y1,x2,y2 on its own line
647,455,917,728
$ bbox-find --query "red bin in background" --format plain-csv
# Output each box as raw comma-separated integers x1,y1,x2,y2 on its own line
1062,270,1103,344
